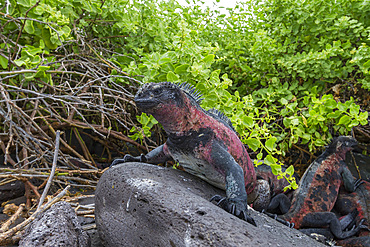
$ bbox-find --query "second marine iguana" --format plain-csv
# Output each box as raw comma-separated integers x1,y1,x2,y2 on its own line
264,136,366,239
111,82,259,225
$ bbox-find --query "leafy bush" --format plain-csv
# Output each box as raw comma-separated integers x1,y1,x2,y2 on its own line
1,0,369,189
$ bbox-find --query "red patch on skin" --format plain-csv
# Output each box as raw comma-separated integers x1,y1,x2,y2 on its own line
336,181,370,233
151,92,257,194
281,153,346,228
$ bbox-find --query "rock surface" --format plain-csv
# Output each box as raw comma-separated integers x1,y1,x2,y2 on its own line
95,162,325,247
0,180,25,204
19,201,90,247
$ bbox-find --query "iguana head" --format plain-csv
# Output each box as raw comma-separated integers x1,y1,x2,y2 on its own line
135,82,183,113
327,136,358,160
134,82,203,133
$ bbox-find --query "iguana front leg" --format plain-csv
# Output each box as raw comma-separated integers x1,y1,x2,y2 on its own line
111,144,173,167
209,142,256,226
301,211,367,239
299,208,364,239
266,193,291,215
340,160,363,192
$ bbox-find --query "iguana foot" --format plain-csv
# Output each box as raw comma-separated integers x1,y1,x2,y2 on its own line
110,154,147,167
335,218,368,239
266,193,291,215
302,211,366,240
262,210,295,228
210,195,257,226
358,219,369,231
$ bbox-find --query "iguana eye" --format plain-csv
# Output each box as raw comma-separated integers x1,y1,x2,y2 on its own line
152,88,162,95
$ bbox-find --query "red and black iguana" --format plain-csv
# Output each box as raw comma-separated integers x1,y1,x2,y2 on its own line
264,136,366,239
111,82,293,225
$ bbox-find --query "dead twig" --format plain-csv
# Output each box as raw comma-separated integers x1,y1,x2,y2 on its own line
37,130,61,210
0,204,25,233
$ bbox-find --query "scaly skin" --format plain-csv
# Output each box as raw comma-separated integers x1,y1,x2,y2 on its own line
265,136,365,239
334,180,369,234
111,82,258,225
334,180,369,246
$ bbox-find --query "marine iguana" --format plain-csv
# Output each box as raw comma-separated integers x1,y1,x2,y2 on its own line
111,82,259,225
264,136,366,239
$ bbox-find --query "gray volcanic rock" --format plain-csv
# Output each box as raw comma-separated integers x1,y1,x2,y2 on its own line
95,162,325,247
19,201,90,247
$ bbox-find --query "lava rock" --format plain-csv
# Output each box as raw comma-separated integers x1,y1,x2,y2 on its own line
95,162,325,247
0,180,25,204
346,152,370,182
19,201,90,247
337,236,370,247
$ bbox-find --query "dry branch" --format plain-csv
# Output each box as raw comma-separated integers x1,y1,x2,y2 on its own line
37,130,60,210
0,14,165,244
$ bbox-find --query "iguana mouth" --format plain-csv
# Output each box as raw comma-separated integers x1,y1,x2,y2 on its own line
134,98,159,110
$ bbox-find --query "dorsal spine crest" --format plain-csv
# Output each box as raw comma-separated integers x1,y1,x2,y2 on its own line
207,108,236,133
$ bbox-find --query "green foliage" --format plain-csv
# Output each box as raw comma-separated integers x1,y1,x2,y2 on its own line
129,113,158,142
2,0,369,190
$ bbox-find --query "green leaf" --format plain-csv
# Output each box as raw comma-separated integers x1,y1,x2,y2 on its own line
327,111,341,119
61,26,71,37
174,64,189,74
256,153,263,160
363,60,370,68
18,0,37,7
280,98,288,105
202,54,215,63
264,154,277,165
24,21,35,34
324,98,337,109
158,57,171,65
42,29,58,49
245,138,260,152
338,115,351,125
166,71,179,82
242,116,254,128
348,119,359,128
270,164,281,175
14,59,25,67
265,137,277,151
286,165,294,176
0,56,8,69
35,66,50,77
349,104,360,116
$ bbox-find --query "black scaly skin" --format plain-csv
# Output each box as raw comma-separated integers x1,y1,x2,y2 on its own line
111,82,258,226
264,136,366,239
334,180,370,246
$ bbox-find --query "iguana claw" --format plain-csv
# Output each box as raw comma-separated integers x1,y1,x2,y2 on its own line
110,154,147,167
354,178,364,191
358,219,369,231
210,195,257,226
262,210,294,228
